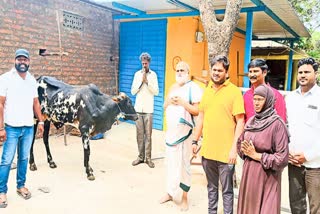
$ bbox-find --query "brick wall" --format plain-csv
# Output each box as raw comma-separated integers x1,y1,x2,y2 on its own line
0,0,119,95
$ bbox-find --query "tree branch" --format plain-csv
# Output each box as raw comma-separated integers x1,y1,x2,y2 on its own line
224,0,242,32
199,0,243,58
198,0,218,39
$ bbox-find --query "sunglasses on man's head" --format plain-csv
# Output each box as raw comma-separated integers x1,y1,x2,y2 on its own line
176,69,185,72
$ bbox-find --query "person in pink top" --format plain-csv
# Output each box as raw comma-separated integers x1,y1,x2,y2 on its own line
243,58,286,122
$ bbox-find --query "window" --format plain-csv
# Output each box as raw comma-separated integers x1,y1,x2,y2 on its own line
63,11,84,31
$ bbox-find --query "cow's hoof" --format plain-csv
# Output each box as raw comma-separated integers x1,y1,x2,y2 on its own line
30,163,37,171
87,175,95,181
49,161,57,168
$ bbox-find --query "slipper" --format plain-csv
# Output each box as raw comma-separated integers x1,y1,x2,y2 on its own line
17,188,32,200
38,187,50,193
0,194,8,208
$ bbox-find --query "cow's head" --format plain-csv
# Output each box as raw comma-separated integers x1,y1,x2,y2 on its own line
112,92,138,121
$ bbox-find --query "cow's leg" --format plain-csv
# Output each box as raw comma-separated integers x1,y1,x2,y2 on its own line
81,131,94,181
29,122,38,171
43,120,57,168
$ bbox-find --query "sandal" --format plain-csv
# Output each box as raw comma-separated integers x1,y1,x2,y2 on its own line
17,187,32,200
0,193,8,208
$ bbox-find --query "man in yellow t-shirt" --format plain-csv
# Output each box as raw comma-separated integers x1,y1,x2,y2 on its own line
193,55,245,214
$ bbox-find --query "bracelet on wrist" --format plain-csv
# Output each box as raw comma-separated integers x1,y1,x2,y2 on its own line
0,127,4,131
38,121,44,125
192,140,198,145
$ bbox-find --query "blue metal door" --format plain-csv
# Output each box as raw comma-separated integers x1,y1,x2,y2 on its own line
119,19,167,130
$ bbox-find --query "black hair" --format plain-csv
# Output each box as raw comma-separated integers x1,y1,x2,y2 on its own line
298,57,318,72
210,55,230,71
248,58,268,71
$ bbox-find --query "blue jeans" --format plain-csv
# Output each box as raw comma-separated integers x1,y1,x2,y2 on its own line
0,125,34,194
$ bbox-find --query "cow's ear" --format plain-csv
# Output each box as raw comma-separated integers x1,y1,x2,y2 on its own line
112,96,120,103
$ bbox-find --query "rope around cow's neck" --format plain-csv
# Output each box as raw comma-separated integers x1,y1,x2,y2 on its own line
115,102,136,119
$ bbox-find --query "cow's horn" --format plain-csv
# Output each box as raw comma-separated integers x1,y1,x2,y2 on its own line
112,96,119,102
118,92,127,100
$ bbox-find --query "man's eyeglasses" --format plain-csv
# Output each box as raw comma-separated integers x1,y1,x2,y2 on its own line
176,69,185,72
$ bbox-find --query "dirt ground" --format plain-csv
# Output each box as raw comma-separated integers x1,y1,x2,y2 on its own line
0,122,291,214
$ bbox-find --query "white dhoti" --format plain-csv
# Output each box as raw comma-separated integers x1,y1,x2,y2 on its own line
166,135,192,198
165,105,193,198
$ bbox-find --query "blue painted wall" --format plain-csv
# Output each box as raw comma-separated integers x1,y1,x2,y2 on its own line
119,19,167,130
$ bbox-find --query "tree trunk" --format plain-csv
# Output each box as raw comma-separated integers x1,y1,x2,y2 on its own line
199,0,243,60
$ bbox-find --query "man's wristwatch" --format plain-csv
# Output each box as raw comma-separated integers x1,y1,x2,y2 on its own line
192,140,198,145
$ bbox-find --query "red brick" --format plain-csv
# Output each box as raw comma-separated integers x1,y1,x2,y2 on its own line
0,0,118,95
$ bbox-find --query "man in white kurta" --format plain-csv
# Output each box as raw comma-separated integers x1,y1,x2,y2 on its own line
131,52,159,168
160,61,203,211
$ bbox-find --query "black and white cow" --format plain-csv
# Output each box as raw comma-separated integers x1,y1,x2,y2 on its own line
30,76,138,180
30,120,56,170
